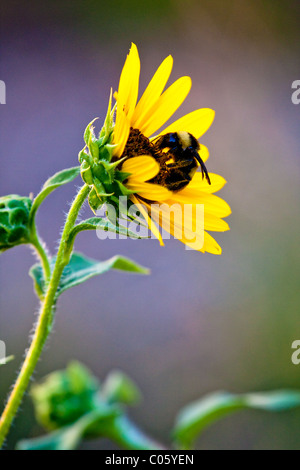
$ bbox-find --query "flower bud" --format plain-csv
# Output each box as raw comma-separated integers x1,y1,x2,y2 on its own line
0,194,32,252
30,362,99,430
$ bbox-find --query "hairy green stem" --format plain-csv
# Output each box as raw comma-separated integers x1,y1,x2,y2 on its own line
30,229,51,285
0,184,89,448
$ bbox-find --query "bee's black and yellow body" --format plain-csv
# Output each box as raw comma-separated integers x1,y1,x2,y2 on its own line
121,128,211,194
151,131,211,192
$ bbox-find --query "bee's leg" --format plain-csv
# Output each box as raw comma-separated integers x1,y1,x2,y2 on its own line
164,169,193,192
192,149,211,185
166,160,192,169
168,179,192,191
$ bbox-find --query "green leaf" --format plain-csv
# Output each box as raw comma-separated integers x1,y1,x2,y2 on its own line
17,426,83,451
87,414,164,450
17,408,119,451
17,407,162,451
30,167,81,220
18,361,163,451
68,217,149,244
57,252,149,295
173,390,300,449
102,370,142,406
29,251,149,297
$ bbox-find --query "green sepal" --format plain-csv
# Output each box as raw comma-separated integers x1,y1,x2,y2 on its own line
115,170,131,182
101,157,126,173
88,133,99,162
88,188,103,213
93,177,114,198
98,142,113,162
78,147,89,164
80,161,94,185
84,118,98,146
99,88,113,140
106,196,149,230
92,162,112,186
114,180,135,196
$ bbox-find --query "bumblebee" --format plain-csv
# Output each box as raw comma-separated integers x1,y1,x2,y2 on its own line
150,131,211,192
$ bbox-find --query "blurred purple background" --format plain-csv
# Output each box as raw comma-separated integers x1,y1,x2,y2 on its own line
1,0,300,449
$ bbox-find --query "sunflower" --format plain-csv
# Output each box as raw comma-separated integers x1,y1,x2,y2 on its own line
110,43,230,255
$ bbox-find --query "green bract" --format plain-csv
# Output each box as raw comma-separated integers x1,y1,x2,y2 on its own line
79,94,133,214
0,194,32,252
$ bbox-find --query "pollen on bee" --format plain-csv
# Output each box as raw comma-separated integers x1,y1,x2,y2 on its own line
121,128,163,160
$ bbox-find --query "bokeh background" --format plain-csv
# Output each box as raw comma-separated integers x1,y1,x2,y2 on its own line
1,0,300,450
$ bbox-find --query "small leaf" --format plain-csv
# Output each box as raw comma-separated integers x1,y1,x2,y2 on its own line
69,217,149,242
89,414,164,450
29,251,149,297
17,407,119,451
42,167,81,189
17,426,83,451
102,370,142,406
29,263,46,298
173,390,300,449
30,167,81,220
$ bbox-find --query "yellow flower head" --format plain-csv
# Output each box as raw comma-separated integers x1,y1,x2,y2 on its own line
111,43,231,255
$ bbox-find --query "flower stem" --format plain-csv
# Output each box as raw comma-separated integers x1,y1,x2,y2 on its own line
0,184,90,448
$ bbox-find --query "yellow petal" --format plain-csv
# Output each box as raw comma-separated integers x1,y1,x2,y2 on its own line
122,156,160,182
203,213,230,232
173,192,231,218
127,181,172,201
113,44,140,157
174,231,222,253
117,43,140,122
180,172,227,194
132,55,173,129
131,195,164,246
202,232,222,255
146,199,198,239
139,76,192,137
150,198,229,232
142,199,224,253
113,110,130,157
158,108,215,140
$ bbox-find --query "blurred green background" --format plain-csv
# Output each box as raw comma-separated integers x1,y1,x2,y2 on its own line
0,0,300,449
